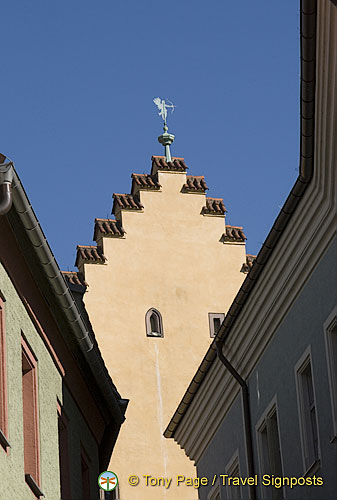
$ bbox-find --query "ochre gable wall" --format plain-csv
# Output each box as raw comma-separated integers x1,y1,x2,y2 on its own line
79,159,248,499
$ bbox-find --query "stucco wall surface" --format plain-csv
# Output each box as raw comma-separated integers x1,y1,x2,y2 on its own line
81,169,248,499
197,394,249,500
0,261,63,499
196,237,337,500
62,385,101,500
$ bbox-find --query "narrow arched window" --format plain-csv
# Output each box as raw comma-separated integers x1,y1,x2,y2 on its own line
145,308,164,337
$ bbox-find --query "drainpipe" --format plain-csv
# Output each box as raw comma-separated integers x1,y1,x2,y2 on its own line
215,340,256,500
0,154,14,216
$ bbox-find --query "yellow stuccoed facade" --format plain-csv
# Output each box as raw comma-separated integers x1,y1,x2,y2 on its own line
77,158,248,499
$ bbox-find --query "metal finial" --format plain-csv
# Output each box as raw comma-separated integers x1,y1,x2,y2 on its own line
153,98,175,163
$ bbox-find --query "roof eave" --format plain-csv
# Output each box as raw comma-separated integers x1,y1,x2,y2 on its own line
9,169,125,427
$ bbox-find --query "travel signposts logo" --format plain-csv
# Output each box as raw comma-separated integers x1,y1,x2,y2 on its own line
98,471,118,492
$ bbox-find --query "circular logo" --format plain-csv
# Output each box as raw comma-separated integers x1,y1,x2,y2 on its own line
98,471,118,491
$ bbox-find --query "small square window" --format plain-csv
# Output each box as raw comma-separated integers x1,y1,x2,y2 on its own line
208,313,225,338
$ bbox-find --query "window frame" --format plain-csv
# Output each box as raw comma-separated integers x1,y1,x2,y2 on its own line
324,307,337,438
21,335,42,496
295,346,320,474
208,313,225,338
256,396,284,500
145,308,164,338
225,450,241,500
58,400,71,500
207,477,221,500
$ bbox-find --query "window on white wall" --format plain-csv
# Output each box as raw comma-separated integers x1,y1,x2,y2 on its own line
257,401,283,500
295,351,320,472
324,309,337,437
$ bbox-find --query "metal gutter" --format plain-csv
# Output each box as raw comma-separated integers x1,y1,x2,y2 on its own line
9,168,125,426
164,0,317,440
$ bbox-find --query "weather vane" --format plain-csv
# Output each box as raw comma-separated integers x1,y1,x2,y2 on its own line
153,98,175,128
153,97,176,163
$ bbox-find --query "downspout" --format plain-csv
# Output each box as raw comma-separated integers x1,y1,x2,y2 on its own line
0,154,14,216
215,340,256,500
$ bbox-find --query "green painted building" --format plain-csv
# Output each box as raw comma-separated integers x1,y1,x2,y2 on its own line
0,157,127,499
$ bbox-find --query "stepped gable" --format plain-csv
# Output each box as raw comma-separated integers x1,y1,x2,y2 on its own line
221,225,246,243
182,176,208,193
62,271,88,287
131,173,161,194
201,197,226,216
241,254,256,273
94,218,125,241
112,193,143,214
151,155,188,175
75,245,106,267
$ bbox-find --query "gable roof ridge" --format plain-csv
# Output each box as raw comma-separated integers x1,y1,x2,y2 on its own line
75,244,106,267
151,155,188,174
93,218,125,240
221,225,247,243
131,173,161,193
62,270,88,287
202,197,227,215
182,175,209,193
112,192,143,214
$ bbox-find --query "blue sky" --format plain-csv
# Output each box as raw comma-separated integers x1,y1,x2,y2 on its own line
1,1,300,271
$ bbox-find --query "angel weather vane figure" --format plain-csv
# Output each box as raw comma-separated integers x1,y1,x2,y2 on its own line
153,97,175,126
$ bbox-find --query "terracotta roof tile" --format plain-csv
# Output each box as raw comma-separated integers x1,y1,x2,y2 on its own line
182,176,208,193
112,193,143,214
241,254,256,273
75,245,106,267
131,173,161,193
62,271,88,287
202,197,226,215
94,218,125,241
151,155,188,174
221,225,247,243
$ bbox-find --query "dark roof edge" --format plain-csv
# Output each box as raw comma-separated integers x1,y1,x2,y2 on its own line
10,169,125,426
164,0,317,439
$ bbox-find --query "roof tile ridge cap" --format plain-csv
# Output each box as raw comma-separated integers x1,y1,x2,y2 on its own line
95,217,117,221
152,155,185,160
226,224,244,229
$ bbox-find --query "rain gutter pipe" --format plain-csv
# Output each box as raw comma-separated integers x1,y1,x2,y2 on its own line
2,163,124,425
215,340,256,500
0,156,14,215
